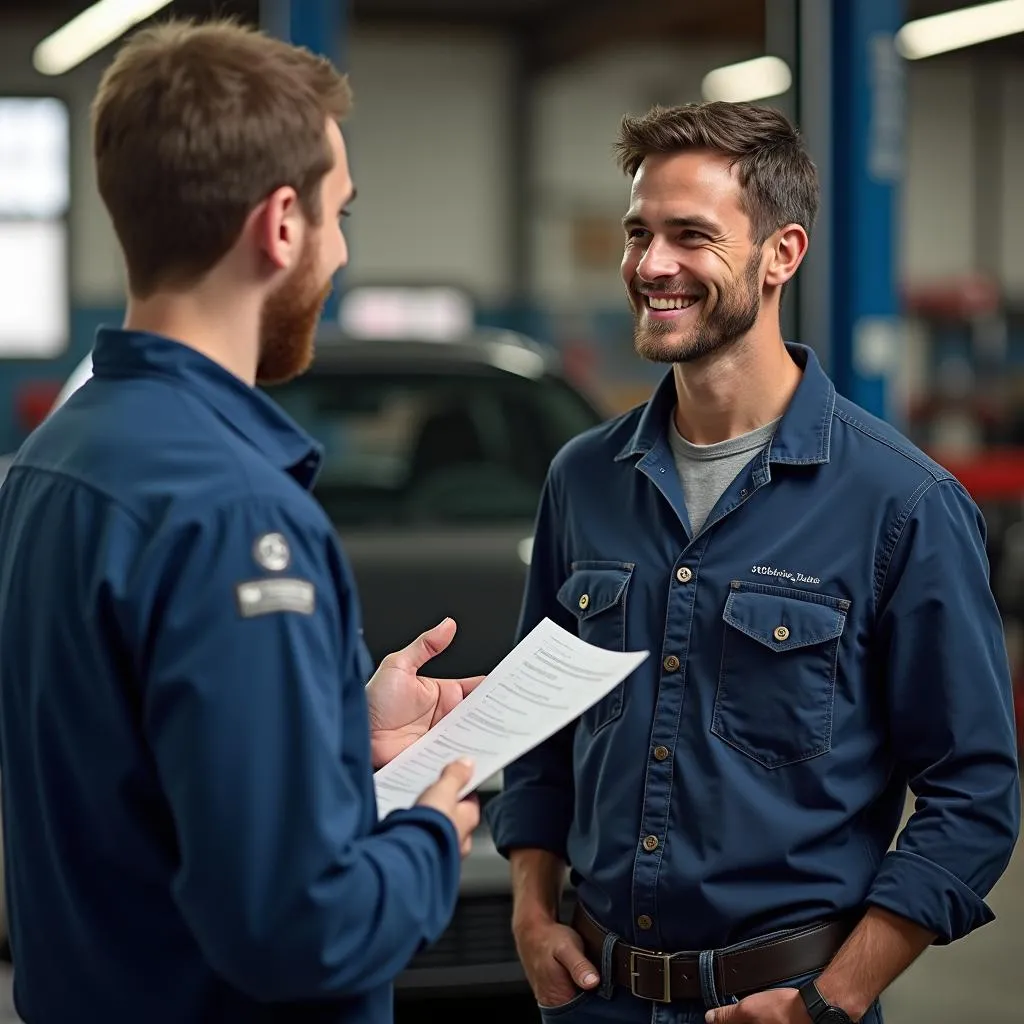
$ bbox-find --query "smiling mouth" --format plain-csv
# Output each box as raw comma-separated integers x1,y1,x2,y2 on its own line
644,294,701,311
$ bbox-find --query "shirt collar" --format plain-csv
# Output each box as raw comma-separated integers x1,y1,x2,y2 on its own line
91,328,323,488
614,343,835,465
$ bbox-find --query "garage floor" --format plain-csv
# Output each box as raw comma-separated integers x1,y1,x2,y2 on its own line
0,804,1019,1023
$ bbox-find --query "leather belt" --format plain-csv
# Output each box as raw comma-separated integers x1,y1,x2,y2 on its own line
572,904,855,1004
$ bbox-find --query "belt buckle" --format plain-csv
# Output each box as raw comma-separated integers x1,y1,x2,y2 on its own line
629,949,673,1003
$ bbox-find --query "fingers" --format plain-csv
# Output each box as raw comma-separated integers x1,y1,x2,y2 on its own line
436,757,475,796
552,937,599,989
457,675,487,696
387,618,457,673
454,794,481,842
705,1003,742,1023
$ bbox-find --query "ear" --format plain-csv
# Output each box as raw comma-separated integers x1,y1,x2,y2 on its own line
763,224,809,288
254,185,305,272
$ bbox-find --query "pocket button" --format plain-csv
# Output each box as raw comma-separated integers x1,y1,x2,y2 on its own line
773,625,790,642
578,593,589,610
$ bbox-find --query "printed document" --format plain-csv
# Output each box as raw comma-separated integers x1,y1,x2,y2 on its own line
373,617,649,819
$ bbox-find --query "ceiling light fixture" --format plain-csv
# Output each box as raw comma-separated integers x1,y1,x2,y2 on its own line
896,0,1024,60
33,0,173,77
701,56,793,104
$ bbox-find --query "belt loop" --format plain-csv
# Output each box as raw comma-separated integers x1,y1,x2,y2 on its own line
698,950,738,1009
598,929,618,1000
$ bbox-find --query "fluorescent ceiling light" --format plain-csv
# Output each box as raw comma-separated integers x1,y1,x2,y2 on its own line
33,0,173,77
701,56,792,103
896,0,1024,60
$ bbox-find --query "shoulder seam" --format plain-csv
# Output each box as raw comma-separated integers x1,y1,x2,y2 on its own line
4,464,147,528
873,477,968,607
833,405,953,482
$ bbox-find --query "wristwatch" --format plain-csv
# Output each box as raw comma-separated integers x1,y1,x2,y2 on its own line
797,979,854,1023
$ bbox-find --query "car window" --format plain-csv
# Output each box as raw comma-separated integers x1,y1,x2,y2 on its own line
268,369,601,527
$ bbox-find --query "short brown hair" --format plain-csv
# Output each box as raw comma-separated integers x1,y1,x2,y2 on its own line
614,102,819,243
91,18,353,298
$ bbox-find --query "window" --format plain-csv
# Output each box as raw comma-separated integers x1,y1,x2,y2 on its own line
0,97,70,358
269,368,600,527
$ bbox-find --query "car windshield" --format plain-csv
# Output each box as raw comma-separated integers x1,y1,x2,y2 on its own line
268,368,601,527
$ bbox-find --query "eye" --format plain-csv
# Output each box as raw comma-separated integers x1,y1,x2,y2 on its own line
680,230,706,241
626,227,648,239
338,208,352,223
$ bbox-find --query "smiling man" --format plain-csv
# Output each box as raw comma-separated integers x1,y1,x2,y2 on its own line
486,102,1020,1024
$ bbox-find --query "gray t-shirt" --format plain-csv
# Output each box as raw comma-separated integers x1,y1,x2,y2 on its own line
667,413,780,535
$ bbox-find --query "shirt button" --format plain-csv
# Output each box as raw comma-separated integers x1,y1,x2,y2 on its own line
642,835,659,852
676,566,693,584
578,593,590,610
773,625,790,642
637,915,653,930
653,745,670,761
663,654,680,672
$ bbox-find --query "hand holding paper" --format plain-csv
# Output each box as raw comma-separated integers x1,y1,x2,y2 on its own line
373,617,649,819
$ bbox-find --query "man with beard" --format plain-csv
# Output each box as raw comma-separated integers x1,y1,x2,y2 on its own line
486,102,1020,1024
0,20,483,1024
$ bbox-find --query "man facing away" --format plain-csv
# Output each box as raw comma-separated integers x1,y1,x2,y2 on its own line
0,19,485,1024
486,102,1020,1024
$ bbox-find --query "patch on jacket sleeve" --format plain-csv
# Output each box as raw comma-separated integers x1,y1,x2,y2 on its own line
235,578,315,617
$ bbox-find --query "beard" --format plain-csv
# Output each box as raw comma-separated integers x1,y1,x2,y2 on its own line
256,238,334,386
632,253,762,365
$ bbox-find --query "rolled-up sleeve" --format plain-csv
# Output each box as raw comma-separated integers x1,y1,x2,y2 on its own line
134,497,462,1001
867,477,1021,943
486,468,579,860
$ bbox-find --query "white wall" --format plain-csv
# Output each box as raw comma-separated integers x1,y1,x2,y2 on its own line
0,20,1021,308
343,27,512,302
1001,66,1024,297
529,42,757,307
901,56,976,284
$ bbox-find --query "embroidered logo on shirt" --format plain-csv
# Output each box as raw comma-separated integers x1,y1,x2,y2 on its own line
235,578,315,617
253,532,291,572
751,564,822,586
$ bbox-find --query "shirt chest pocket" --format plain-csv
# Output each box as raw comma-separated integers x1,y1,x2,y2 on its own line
556,561,634,733
712,583,849,769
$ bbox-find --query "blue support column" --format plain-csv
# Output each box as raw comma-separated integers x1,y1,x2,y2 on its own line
260,0,349,323
828,0,906,421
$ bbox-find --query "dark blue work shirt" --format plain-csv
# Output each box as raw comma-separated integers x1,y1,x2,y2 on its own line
0,329,461,1023
487,343,1020,952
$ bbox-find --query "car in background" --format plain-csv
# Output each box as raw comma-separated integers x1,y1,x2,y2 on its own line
0,319,605,996
267,326,602,997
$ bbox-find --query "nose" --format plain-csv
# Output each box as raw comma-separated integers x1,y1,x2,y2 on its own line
635,236,679,282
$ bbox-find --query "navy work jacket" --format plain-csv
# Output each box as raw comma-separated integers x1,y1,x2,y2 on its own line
0,329,460,1023
487,343,1020,952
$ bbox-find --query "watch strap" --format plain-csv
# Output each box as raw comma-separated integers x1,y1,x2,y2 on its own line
798,979,853,1023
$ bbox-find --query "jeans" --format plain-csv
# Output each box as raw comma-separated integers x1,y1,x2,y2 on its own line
537,975,884,1024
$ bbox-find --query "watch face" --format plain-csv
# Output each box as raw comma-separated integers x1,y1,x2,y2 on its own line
823,1010,852,1024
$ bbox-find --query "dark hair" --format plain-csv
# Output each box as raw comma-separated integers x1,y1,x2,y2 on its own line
614,101,819,242
92,18,353,298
